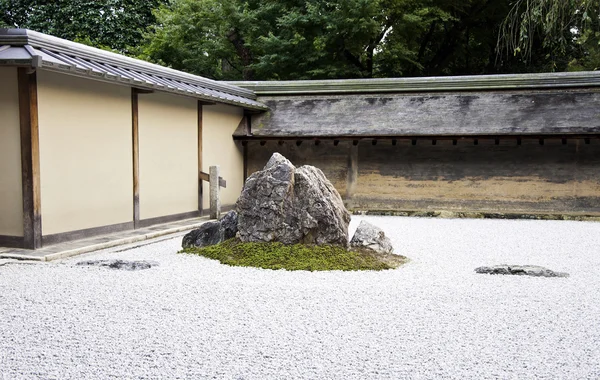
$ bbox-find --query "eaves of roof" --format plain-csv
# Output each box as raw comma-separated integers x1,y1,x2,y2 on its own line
0,29,267,111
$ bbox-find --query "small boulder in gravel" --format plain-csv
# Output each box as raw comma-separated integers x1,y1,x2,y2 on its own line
182,210,238,248
236,153,350,246
475,265,569,278
350,220,394,254
77,260,157,271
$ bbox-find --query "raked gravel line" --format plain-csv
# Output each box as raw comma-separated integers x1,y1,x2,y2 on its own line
1,216,599,379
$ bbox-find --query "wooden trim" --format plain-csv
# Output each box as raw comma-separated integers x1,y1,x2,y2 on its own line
18,68,41,250
132,89,140,228
138,210,201,229
200,204,236,217
346,144,358,206
42,222,134,246
198,101,203,215
243,142,248,182
233,134,600,142
199,171,226,187
0,235,25,248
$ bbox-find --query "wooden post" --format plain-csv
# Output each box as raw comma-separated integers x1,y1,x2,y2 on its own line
18,68,42,249
198,101,203,215
210,165,221,219
346,143,358,209
131,89,140,229
242,141,248,182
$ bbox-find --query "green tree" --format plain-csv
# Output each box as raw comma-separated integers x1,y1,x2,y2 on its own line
142,0,522,80
0,0,167,54
497,0,600,71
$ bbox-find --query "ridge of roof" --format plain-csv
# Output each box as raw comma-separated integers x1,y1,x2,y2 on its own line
230,71,600,95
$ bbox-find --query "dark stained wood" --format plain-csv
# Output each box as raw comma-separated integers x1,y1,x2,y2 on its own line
0,235,25,248
200,204,236,217
18,68,41,250
250,89,600,137
199,171,226,188
346,144,358,205
198,101,203,214
199,171,210,182
138,211,201,228
133,88,154,94
42,222,133,246
132,89,140,229
243,142,248,182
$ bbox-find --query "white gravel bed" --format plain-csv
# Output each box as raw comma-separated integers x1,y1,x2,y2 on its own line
1,216,599,379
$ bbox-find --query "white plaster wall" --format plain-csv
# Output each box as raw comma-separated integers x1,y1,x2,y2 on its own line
202,104,244,209
0,67,24,236
37,70,133,235
138,92,198,219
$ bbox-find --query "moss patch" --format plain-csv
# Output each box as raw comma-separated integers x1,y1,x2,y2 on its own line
181,239,408,271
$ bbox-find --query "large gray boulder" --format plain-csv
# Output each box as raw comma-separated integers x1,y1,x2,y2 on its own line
236,153,350,245
350,220,394,254
182,210,238,248
475,265,569,278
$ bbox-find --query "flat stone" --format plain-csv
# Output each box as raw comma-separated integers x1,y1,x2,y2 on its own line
475,265,569,278
76,260,158,271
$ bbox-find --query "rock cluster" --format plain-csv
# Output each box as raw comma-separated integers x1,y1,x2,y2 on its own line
182,153,395,255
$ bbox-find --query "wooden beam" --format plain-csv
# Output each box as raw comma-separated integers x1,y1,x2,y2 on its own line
346,144,358,209
18,68,41,249
132,89,140,228
199,172,210,182
133,88,154,94
243,142,248,182
199,171,226,188
198,101,203,215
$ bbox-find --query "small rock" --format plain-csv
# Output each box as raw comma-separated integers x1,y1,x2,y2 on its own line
475,265,569,278
350,220,394,254
77,260,157,271
182,210,238,248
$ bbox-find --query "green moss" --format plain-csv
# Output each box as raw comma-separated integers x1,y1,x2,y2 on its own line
181,239,407,271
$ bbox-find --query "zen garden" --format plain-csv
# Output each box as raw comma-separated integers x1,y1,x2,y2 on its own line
0,0,599,379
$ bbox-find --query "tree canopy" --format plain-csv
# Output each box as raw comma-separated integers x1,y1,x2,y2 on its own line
2,0,598,79
0,0,167,54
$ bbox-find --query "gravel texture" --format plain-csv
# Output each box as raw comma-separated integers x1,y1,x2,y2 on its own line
1,216,599,379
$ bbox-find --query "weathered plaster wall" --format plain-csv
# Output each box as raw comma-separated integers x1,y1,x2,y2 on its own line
0,67,24,237
37,71,133,235
138,92,198,220
202,104,244,209
247,138,600,216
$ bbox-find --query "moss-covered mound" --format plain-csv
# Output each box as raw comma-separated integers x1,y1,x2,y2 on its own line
181,239,407,271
